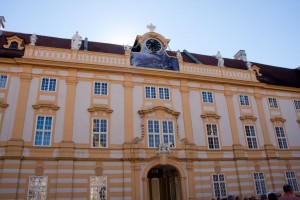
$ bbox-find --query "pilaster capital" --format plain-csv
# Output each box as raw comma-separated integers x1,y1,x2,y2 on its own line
20,72,32,82
254,93,263,99
224,90,234,96
123,81,134,88
66,77,77,85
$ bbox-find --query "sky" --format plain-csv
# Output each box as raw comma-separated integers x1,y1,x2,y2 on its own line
1,0,300,69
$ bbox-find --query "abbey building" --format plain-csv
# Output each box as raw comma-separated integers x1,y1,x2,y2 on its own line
0,21,300,200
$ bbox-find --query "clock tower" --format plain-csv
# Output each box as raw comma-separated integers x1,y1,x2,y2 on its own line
130,24,179,71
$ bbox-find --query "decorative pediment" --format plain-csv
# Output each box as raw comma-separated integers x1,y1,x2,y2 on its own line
32,103,59,110
251,65,262,76
138,106,180,117
135,31,170,47
3,35,25,50
270,116,286,123
88,105,113,113
200,112,221,119
239,115,257,121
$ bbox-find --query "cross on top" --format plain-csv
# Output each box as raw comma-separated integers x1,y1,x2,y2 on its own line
146,23,156,32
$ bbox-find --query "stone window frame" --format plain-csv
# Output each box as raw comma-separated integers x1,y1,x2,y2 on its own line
212,173,227,198
94,81,108,96
90,176,108,200
285,171,299,192
147,119,175,148
91,118,108,148
33,115,54,147
201,91,214,103
40,77,57,92
244,125,259,150
205,123,220,150
253,172,267,195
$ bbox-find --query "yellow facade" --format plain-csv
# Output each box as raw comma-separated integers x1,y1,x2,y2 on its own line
0,30,300,200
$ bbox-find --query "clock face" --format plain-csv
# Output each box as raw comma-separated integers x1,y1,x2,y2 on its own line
146,39,162,53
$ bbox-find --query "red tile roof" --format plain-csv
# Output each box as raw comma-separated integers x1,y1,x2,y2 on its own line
1,31,299,88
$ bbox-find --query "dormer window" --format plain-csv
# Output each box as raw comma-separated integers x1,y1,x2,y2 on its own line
3,35,25,50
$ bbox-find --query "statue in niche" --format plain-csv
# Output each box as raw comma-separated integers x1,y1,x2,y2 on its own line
71,31,82,50
215,51,224,67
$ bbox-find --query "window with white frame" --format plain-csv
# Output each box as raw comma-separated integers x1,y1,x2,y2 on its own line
206,124,220,149
90,176,107,200
294,100,300,110
0,74,8,89
268,98,278,108
253,172,267,195
275,127,288,149
145,86,156,99
159,87,170,100
202,91,214,103
239,95,250,106
41,78,56,92
286,171,299,192
92,118,108,148
34,116,53,146
94,82,108,95
245,125,258,149
27,176,48,200
212,174,227,198
148,120,175,148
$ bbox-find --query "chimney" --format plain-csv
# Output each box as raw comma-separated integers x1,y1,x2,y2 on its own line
0,16,5,30
234,50,247,62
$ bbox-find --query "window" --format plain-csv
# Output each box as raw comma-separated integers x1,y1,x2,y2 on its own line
268,98,278,108
202,91,214,103
286,172,299,192
34,116,53,146
253,172,267,195
145,86,171,100
159,87,170,100
41,78,56,92
275,127,288,149
27,176,47,200
206,124,220,149
145,86,156,99
9,41,19,49
92,118,108,148
94,82,108,95
90,176,107,200
239,95,250,106
212,174,227,198
162,121,175,146
148,120,175,148
0,74,8,88
294,100,300,110
245,125,258,149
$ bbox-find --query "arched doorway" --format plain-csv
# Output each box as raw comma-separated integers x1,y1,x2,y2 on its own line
147,165,182,200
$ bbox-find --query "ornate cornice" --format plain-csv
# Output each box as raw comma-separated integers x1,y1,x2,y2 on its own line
270,116,286,123
32,103,60,110
239,115,257,121
200,112,221,119
138,106,180,117
0,101,9,109
88,105,113,113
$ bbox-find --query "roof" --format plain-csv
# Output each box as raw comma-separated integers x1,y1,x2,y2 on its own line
0,31,299,88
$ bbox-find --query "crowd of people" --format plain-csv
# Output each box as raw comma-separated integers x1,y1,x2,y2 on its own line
212,184,300,200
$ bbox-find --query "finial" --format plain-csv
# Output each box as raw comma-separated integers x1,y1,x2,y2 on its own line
146,23,156,32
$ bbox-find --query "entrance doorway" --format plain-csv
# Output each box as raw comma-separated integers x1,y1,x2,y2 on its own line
147,165,182,200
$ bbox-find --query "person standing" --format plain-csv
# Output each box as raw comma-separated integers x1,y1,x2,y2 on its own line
279,184,300,200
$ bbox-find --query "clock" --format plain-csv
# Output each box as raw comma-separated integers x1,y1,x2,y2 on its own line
145,39,162,53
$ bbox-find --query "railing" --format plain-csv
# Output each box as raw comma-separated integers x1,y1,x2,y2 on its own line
23,46,258,82
24,45,127,67
182,63,258,82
